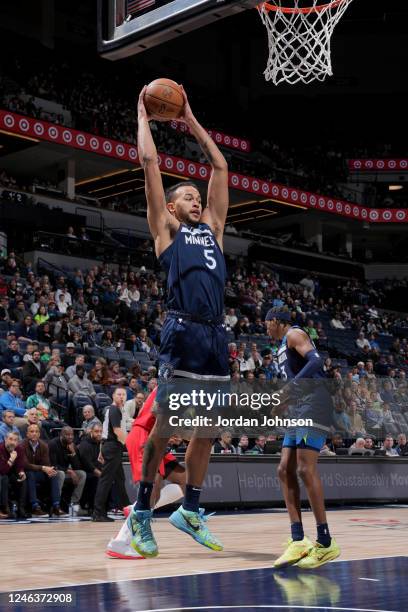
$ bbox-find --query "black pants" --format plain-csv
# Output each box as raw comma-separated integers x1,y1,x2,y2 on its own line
93,441,129,516
0,473,27,511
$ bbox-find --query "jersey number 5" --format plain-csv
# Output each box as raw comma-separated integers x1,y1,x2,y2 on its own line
204,249,217,270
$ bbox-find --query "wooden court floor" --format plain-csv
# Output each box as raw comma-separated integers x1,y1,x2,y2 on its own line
1,506,407,592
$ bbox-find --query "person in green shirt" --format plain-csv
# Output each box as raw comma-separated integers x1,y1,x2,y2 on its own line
304,319,319,342
34,305,49,326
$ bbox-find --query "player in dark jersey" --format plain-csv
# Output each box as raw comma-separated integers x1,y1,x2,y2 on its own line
265,307,340,569
128,85,229,558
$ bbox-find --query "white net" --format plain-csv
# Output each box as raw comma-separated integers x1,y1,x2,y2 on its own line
258,0,354,85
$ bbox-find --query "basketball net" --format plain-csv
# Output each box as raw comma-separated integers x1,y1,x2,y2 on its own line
258,0,354,85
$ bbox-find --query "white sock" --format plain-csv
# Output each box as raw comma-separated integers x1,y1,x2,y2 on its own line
154,484,183,509
113,519,131,543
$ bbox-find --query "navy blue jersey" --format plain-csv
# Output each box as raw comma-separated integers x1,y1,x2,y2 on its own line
277,325,333,431
277,325,325,381
159,223,226,319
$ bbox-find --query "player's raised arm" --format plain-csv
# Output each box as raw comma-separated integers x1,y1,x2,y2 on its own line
179,88,229,244
137,87,177,252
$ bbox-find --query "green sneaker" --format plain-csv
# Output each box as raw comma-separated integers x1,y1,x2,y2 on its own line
295,539,340,569
169,506,223,551
128,509,158,558
273,537,313,568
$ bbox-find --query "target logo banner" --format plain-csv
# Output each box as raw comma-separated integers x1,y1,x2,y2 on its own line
0,109,139,165
0,110,407,224
170,122,251,152
349,158,408,172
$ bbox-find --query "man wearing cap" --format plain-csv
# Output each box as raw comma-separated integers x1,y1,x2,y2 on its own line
265,306,338,569
0,369,13,392
61,343,76,369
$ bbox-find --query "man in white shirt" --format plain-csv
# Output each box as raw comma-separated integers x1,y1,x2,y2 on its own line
356,332,370,351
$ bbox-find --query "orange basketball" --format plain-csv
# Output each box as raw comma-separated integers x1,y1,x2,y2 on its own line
144,78,184,120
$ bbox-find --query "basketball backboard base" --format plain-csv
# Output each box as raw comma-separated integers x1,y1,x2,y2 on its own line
98,0,259,60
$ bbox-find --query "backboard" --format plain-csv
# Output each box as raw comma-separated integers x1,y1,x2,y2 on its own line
98,0,259,60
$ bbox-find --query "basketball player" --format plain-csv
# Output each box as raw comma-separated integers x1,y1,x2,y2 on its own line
106,387,186,559
265,307,340,568
128,85,230,557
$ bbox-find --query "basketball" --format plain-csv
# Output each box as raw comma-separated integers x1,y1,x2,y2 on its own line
144,78,184,120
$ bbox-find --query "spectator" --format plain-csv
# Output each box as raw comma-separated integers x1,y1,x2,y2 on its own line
89,358,111,387
34,305,49,326
43,362,70,406
18,408,46,440
77,422,104,515
381,435,399,457
93,388,129,522
212,431,236,454
37,322,54,344
21,423,65,517
328,432,344,453
61,343,77,369
396,433,408,456
0,380,27,425
108,361,127,385
81,405,101,435
15,314,37,341
225,308,238,330
125,376,140,401
137,328,154,354
237,434,249,454
320,444,336,456
48,427,87,516
67,366,96,398
348,438,366,454
22,349,46,394
123,391,145,432
248,435,266,455
364,436,375,452
2,339,24,373
304,319,319,342
348,401,366,437
26,380,64,438
356,332,371,352
0,431,27,518
65,355,86,380
330,314,345,330
0,410,21,443
332,402,352,437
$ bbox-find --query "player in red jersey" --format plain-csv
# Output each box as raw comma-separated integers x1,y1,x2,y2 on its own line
106,387,186,559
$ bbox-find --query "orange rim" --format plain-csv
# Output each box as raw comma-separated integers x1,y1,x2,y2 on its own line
259,0,346,14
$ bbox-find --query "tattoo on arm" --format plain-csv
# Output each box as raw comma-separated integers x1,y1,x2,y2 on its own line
142,438,156,480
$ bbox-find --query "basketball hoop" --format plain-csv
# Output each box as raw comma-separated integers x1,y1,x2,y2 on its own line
258,0,353,85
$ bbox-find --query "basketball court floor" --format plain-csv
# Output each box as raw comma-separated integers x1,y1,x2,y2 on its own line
1,505,407,611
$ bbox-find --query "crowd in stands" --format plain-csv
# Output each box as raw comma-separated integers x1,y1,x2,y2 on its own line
1,54,406,209
0,249,407,518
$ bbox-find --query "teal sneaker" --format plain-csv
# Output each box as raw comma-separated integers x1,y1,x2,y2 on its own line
128,509,158,558
168,506,223,551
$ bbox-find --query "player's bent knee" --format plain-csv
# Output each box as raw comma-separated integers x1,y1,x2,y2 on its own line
277,463,291,482
296,464,315,482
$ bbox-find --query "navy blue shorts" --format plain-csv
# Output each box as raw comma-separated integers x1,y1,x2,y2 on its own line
158,314,230,381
